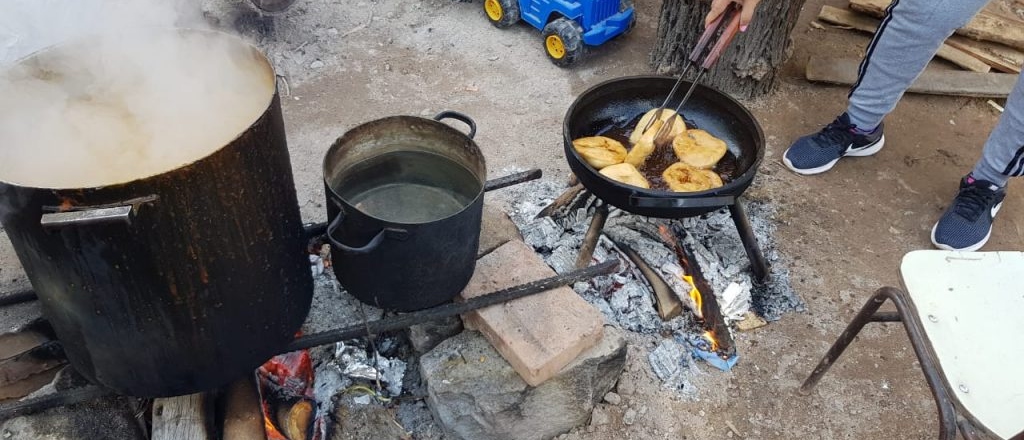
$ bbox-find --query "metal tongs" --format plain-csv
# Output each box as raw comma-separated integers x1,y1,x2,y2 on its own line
640,2,744,145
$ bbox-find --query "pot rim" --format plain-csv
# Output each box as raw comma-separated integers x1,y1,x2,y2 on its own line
322,114,487,226
0,28,278,191
562,74,765,199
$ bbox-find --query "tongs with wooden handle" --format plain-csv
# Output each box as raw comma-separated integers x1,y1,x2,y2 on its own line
640,2,744,146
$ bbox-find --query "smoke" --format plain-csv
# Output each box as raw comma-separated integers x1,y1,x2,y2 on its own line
0,0,276,189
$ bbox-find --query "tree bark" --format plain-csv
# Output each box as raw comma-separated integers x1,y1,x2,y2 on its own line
651,0,808,99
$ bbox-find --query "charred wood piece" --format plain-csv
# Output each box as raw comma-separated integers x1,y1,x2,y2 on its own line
612,240,682,320
574,204,610,270
535,184,588,219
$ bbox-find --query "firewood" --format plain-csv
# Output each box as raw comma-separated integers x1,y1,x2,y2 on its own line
152,393,212,440
221,377,264,440
613,240,682,320
816,6,991,73
275,399,313,440
574,204,610,270
807,56,1016,98
535,184,587,219
850,0,1024,51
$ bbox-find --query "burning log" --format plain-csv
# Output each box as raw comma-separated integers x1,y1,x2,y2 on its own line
612,240,682,320
152,393,213,440
657,225,737,361
221,376,264,440
275,399,314,440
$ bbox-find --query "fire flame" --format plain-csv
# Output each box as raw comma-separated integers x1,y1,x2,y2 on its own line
702,330,720,352
683,275,701,314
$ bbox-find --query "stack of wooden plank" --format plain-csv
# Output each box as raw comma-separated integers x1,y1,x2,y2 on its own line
807,0,1024,97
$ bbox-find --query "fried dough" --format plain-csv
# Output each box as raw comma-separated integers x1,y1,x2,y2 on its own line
624,119,661,168
572,136,627,169
672,129,728,170
600,163,651,189
663,162,715,192
630,109,687,145
701,170,724,189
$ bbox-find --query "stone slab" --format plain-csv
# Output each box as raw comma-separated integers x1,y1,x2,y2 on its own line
421,327,627,440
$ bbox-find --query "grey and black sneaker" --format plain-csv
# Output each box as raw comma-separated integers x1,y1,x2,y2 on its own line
931,175,1007,252
783,113,885,175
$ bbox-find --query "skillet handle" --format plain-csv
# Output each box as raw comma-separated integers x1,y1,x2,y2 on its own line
434,111,477,139
628,194,735,209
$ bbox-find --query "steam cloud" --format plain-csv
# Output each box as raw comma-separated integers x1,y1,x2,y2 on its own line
0,0,275,189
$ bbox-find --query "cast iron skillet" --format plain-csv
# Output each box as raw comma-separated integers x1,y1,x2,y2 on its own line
564,75,765,218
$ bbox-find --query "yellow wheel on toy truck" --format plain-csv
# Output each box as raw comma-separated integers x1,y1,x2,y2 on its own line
542,18,584,67
485,0,519,28
545,35,566,60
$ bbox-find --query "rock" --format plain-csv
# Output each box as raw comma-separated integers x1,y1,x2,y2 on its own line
602,392,621,406
406,316,464,354
589,406,611,426
617,378,636,396
421,327,628,440
479,204,522,258
309,60,325,69
460,240,605,386
623,408,637,426
332,404,409,440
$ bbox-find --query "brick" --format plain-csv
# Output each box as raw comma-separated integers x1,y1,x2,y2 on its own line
459,240,605,386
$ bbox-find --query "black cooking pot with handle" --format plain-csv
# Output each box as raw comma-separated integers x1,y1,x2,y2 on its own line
323,111,486,311
0,30,312,397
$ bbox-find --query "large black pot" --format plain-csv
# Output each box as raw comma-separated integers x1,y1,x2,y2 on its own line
323,112,486,312
0,31,312,397
564,75,765,218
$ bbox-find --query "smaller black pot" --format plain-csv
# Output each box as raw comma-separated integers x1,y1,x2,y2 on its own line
323,112,486,311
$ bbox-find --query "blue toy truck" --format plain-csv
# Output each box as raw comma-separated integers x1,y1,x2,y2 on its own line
484,0,636,67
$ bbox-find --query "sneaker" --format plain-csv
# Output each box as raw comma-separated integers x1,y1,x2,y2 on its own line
931,175,1006,252
783,113,885,175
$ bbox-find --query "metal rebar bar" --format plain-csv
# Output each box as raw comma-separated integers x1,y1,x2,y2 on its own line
0,384,112,422
283,259,619,352
0,289,38,308
483,169,543,192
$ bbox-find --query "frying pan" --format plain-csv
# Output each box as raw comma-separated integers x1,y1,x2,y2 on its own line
564,75,765,218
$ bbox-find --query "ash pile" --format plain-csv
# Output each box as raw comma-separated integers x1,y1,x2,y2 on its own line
503,178,804,394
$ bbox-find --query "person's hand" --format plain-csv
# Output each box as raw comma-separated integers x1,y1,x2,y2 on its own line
704,0,762,32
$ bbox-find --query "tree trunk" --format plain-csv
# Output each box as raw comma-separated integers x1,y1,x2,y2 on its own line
651,0,808,99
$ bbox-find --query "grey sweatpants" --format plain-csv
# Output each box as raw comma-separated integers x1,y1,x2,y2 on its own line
846,0,1024,186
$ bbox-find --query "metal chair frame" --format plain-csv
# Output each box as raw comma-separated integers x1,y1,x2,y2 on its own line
800,286,1023,440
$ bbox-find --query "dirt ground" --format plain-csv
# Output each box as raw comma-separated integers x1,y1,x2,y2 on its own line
2,0,1022,438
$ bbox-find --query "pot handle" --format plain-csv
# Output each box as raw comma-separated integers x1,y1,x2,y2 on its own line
41,206,134,230
326,207,409,255
628,194,736,209
434,111,477,139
